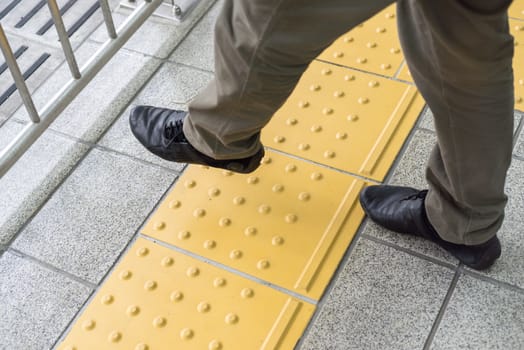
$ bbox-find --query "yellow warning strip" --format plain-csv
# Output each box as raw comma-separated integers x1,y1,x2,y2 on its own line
512,19,524,110
317,4,403,77
59,3,520,347
58,239,315,350
141,151,366,300
510,0,524,20
262,61,425,181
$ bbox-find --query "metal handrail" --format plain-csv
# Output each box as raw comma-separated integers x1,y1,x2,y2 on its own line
0,0,163,179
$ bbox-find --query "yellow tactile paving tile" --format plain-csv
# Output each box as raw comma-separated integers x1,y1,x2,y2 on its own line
262,60,425,181
512,19,524,110
142,151,366,300
396,61,413,83
317,4,403,77
510,0,524,20
58,238,315,350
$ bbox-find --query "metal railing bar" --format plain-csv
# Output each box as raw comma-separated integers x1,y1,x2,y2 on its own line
0,25,40,123
99,0,117,39
0,0,23,21
15,0,47,29
0,46,28,76
0,53,51,106
47,0,81,79
66,1,101,37
0,0,163,179
36,0,79,36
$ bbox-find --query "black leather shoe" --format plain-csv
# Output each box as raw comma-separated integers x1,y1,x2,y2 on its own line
129,105,264,174
359,185,501,270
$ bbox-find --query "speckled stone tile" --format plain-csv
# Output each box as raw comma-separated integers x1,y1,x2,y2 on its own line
0,121,89,246
503,157,524,221
129,61,213,106
430,275,524,350
420,108,522,137
512,113,524,156
12,148,174,284
468,158,524,289
99,61,212,170
0,251,92,349
90,0,216,59
417,107,435,131
388,129,435,190
300,238,453,350
169,0,223,71
363,221,458,266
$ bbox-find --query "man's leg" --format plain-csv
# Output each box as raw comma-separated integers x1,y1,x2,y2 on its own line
183,0,395,160
399,0,514,245
360,0,512,270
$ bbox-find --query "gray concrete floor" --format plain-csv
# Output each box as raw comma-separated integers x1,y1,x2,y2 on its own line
1,1,523,349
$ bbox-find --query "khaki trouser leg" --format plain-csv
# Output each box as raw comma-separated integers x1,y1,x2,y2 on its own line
184,0,394,160
397,0,514,245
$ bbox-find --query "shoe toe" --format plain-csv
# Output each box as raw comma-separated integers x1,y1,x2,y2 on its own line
359,185,386,216
129,105,156,146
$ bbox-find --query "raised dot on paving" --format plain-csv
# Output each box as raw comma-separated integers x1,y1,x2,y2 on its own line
509,0,524,20
317,4,404,77
142,150,367,300
511,19,524,110
57,239,315,350
262,60,424,181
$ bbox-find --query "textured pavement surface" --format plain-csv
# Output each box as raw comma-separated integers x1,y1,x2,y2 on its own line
1,0,523,349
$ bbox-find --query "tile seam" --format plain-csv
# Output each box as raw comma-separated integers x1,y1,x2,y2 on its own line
294,219,370,349
2,143,95,250
7,248,98,289
461,269,524,295
139,234,319,306
422,266,462,350
392,59,406,80
315,58,416,85
88,0,218,62
265,146,381,184
2,124,181,176
362,233,458,270
51,176,178,349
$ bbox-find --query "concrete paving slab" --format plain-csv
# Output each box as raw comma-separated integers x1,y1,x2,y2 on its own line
513,115,524,156
364,221,458,266
90,0,216,59
12,148,174,284
388,128,434,190
169,0,223,71
430,275,524,350
0,33,63,117
300,238,454,350
467,158,524,289
419,108,522,136
0,120,89,247
11,41,161,143
503,156,524,222
0,251,92,349
131,60,214,105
